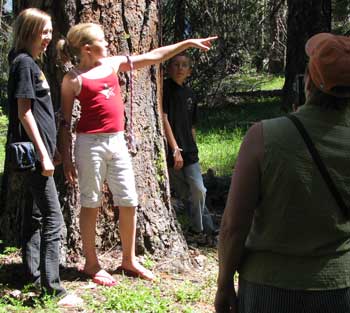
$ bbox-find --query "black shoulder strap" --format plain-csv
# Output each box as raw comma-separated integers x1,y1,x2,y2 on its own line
286,114,348,219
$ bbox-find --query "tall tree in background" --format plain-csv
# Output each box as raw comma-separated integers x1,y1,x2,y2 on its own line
162,0,288,103
282,0,331,109
0,0,191,271
0,0,12,111
332,0,350,34
267,0,287,74
174,0,186,41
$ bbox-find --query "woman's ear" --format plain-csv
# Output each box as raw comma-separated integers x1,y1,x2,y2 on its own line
82,43,91,55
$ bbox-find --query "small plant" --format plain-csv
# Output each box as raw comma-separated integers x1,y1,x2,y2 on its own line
0,295,21,308
142,254,155,270
33,293,61,312
174,281,202,304
96,281,173,312
2,246,19,255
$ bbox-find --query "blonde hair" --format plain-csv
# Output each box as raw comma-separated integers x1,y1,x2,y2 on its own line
13,8,51,53
57,23,103,64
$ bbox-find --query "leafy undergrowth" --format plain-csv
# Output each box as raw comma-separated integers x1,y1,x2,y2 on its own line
0,241,219,313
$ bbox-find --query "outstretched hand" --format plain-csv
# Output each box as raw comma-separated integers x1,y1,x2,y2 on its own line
190,36,218,51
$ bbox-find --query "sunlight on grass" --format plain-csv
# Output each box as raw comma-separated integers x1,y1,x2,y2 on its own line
196,97,283,177
197,128,243,176
142,254,156,270
260,75,284,90
0,111,7,175
88,281,172,312
2,246,19,255
220,68,285,93
78,272,218,313
175,281,202,304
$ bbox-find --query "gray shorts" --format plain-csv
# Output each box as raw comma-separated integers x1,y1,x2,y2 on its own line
75,132,138,208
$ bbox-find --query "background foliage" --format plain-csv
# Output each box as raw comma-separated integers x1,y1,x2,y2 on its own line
162,0,350,106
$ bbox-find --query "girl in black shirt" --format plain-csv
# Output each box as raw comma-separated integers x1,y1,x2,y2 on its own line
7,8,81,307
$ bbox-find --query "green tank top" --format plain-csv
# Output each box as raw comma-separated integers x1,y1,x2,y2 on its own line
240,104,350,290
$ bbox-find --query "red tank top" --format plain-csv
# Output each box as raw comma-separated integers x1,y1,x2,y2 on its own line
76,72,124,133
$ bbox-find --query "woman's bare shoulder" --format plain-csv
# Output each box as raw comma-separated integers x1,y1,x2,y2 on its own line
62,70,81,95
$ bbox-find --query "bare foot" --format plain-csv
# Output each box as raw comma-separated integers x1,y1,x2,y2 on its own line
80,266,117,287
57,294,84,307
90,269,117,287
81,262,102,277
118,261,155,281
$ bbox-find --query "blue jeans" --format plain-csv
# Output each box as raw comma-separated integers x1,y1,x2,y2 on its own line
168,162,215,233
21,169,66,297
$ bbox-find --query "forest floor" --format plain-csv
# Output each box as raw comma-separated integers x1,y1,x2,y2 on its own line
0,237,219,312
0,174,231,312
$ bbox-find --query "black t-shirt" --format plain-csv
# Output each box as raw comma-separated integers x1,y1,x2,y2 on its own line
163,78,199,167
7,51,56,159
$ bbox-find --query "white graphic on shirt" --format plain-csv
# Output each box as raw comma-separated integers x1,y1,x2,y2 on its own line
187,97,194,111
99,83,116,99
40,72,50,90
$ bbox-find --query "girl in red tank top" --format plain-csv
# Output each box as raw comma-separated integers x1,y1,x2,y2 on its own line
76,71,125,133
57,22,216,286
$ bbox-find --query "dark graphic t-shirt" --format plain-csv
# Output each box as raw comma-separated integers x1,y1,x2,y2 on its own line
163,78,199,167
7,52,56,159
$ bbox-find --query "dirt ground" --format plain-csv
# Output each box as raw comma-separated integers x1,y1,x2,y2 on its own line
0,235,219,312
0,172,230,312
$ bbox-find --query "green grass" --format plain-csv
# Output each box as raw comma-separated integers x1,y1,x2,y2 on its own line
175,280,202,304
197,127,243,177
218,68,284,93
197,97,284,176
0,109,7,177
92,281,172,312
260,75,284,90
1,246,19,256
0,268,217,313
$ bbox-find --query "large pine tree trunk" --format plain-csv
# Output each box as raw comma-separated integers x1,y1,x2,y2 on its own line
267,0,287,74
1,0,190,271
174,0,186,41
282,0,331,110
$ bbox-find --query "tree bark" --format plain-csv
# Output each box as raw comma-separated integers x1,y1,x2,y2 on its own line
267,0,287,74
282,0,331,110
1,0,190,272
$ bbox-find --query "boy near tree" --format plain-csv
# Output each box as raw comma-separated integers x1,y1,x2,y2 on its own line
162,53,216,235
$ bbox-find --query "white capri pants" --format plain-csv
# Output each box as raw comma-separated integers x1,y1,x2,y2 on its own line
75,132,138,208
